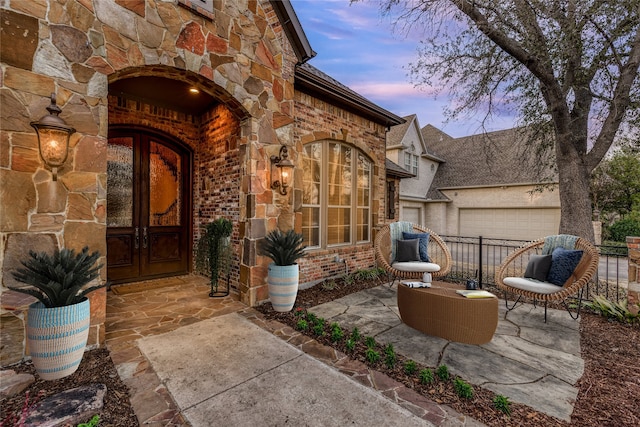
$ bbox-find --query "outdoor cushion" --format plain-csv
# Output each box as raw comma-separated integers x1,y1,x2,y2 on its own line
391,261,441,273
396,239,421,262
524,254,552,281
402,231,431,262
547,247,583,286
503,277,562,294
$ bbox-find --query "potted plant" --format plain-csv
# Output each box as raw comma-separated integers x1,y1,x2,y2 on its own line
195,217,233,297
259,229,306,312
8,246,106,380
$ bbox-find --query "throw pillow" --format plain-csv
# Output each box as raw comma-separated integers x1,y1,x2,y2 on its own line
524,254,553,281
547,247,584,286
395,239,421,262
402,232,431,262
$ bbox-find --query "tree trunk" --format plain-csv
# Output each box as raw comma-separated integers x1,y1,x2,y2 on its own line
556,141,595,242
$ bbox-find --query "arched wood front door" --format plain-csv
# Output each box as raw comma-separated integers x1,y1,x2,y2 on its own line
106,128,191,283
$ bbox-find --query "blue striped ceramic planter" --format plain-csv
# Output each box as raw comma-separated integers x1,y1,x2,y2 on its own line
267,263,299,312
27,298,91,380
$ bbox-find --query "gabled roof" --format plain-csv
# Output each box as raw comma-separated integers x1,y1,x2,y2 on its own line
387,116,445,162
423,126,557,199
269,0,316,64
385,158,415,178
295,63,405,127
387,114,415,148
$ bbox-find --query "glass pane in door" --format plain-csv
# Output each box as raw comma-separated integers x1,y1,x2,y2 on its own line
107,137,133,227
149,141,181,226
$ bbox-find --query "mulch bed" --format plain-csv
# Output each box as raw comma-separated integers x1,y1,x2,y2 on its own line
1,348,138,427
2,276,638,426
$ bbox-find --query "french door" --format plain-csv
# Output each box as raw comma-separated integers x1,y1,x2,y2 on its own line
106,128,191,283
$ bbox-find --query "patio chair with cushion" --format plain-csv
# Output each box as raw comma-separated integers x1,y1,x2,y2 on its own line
374,222,451,284
495,234,599,322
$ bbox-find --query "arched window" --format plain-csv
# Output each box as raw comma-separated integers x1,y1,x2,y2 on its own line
301,141,372,248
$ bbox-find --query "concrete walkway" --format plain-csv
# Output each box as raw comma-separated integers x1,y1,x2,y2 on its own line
106,276,482,426
310,284,584,422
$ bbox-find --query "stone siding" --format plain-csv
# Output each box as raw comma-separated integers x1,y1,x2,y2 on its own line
0,0,301,364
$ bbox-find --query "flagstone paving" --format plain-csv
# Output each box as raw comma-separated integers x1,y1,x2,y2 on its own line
309,284,584,422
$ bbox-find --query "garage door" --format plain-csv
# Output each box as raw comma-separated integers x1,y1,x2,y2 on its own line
459,208,560,240
402,207,421,225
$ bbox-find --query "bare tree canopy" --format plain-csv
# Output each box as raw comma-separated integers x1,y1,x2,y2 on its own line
369,0,640,241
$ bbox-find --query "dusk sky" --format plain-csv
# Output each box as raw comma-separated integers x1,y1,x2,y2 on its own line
291,0,517,138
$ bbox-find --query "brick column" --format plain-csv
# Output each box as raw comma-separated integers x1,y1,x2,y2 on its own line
627,236,640,315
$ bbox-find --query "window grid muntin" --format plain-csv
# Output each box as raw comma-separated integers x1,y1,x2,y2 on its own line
302,143,322,248
301,141,372,249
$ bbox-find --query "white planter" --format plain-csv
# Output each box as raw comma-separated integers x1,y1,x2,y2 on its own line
267,263,299,312
27,298,91,380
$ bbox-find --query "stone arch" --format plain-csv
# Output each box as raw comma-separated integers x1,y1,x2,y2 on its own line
108,65,250,121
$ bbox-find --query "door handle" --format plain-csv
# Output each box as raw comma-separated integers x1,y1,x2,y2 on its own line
134,227,139,249
143,227,148,249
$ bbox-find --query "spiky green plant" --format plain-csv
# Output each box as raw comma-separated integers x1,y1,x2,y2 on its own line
9,247,106,308
365,348,380,364
493,394,512,415
454,378,474,399
384,344,397,368
259,229,307,266
404,360,418,375
436,365,450,381
345,338,356,352
419,368,434,385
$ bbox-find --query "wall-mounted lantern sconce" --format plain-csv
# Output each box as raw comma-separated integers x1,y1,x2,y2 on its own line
30,93,76,181
270,145,294,195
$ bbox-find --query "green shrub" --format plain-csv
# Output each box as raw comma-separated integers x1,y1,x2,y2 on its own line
343,274,355,286
608,218,640,242
322,279,337,291
436,365,450,381
350,327,361,342
584,295,639,324
454,378,473,399
365,348,381,364
419,368,434,385
354,268,382,281
493,394,512,415
345,338,355,352
365,336,376,349
404,360,417,375
296,319,308,331
330,323,344,342
306,312,318,324
78,414,101,427
312,320,325,336
384,344,397,368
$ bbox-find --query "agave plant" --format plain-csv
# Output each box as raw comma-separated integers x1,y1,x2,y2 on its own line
9,246,106,308
259,229,307,266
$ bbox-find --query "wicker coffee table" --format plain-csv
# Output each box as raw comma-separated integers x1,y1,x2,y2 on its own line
397,281,498,345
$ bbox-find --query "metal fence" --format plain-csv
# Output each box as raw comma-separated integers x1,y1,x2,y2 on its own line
441,235,629,303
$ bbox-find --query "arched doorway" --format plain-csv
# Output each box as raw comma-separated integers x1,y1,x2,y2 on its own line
106,127,192,283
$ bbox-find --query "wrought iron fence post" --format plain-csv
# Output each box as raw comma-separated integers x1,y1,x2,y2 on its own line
478,235,483,289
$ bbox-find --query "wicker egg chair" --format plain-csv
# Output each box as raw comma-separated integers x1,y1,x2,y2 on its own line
495,235,599,322
374,222,452,283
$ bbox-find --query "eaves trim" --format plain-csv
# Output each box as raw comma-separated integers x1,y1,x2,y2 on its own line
270,0,316,64
295,65,405,127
